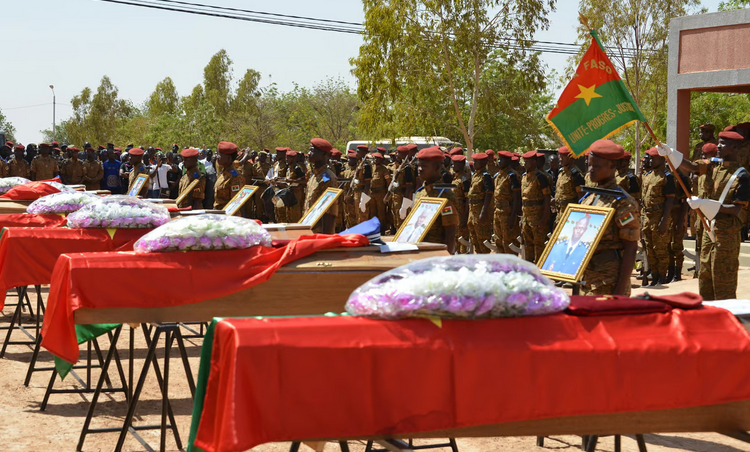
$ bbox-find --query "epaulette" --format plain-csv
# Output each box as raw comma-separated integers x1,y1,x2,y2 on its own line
230,169,239,177
581,186,626,200
321,172,331,183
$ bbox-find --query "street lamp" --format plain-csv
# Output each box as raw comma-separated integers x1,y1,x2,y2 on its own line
49,85,55,142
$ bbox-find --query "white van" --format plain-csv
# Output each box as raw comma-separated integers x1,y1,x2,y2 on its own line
345,136,458,152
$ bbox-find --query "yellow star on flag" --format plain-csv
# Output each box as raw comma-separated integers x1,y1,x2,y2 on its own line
575,84,603,106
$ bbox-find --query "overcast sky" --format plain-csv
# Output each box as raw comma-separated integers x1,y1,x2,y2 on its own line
3,0,722,143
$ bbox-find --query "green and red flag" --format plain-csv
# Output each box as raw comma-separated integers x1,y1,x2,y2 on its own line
546,30,646,157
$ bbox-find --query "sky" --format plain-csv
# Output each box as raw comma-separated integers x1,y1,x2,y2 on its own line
2,0,723,143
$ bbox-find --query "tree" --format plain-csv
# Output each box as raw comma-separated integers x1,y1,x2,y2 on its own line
351,0,555,151
147,77,180,117
0,107,16,142
64,77,132,146
719,0,750,10
689,92,750,133
203,49,233,119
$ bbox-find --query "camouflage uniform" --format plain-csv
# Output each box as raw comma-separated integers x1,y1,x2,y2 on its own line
555,164,585,221
493,167,521,254
214,167,245,211
305,164,338,233
176,169,206,208
413,183,460,246
521,169,551,263
285,163,307,223
354,159,372,224
273,160,289,222
668,171,691,275
641,165,676,276
128,164,151,197
31,154,59,180
486,160,499,177
691,138,718,162
452,169,471,253
61,158,85,185
367,162,391,223
467,169,494,254
253,161,271,220
341,165,359,229
82,160,104,191
584,172,595,187
8,157,30,179
696,158,749,300
616,167,642,205
0,159,8,178
389,162,414,231
579,178,641,296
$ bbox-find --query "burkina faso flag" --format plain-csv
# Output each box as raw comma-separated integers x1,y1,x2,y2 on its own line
546,30,646,157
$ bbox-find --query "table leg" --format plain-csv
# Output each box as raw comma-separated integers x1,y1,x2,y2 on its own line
635,434,647,452
585,436,598,452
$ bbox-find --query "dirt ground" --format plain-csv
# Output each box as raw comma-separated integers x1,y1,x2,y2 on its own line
1,277,749,452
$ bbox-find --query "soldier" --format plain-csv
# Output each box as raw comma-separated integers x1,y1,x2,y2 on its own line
616,152,641,205
330,149,343,177
641,147,676,286
305,138,339,234
9,144,30,179
451,154,471,253
214,141,246,211
668,169,691,282
466,153,494,254
367,152,391,229
388,146,415,232
579,140,641,296
414,146,459,254
353,145,372,223
485,149,499,176
81,148,104,191
660,129,749,300
493,150,522,255
284,150,306,223
692,142,718,277
691,124,718,162
272,147,288,222
0,145,9,178
555,146,585,221
31,143,59,181
126,147,153,197
520,149,551,263
176,148,206,210
342,150,359,229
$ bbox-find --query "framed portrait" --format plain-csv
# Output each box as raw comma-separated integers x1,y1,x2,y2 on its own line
127,174,149,197
175,178,200,207
300,188,343,227
393,197,447,244
223,185,258,217
538,204,615,283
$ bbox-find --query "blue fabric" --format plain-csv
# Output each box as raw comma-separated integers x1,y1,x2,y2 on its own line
340,217,381,239
103,160,121,189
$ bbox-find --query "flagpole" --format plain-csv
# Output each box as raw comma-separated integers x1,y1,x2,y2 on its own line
642,121,712,232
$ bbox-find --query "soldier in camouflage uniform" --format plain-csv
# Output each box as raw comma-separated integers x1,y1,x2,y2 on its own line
126,147,152,197
668,169,691,282
389,147,415,232
467,153,494,254
554,146,585,222
616,152,641,205
493,151,521,254
305,138,339,234
253,151,272,221
579,140,641,296
692,142,718,277
664,129,749,300
272,147,289,222
520,150,551,263
450,154,471,253
214,141,246,211
176,148,206,209
9,144,30,178
367,152,391,230
691,124,718,162
342,151,359,229
82,149,104,191
641,148,676,286
284,150,306,223
353,145,372,224
31,143,59,181
412,146,459,253
485,150,499,176
61,146,85,185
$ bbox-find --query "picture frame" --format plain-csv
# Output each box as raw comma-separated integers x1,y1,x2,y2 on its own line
393,197,447,244
299,188,343,227
175,178,200,207
538,204,616,283
223,185,259,217
127,173,149,197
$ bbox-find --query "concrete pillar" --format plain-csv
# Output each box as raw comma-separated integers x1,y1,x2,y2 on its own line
675,90,691,156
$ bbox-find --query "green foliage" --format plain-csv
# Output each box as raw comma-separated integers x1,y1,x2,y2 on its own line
351,0,556,151
0,107,16,142
690,92,750,133
719,0,750,10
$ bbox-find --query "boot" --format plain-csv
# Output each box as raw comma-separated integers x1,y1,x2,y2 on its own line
648,273,662,287
665,266,675,284
672,265,683,282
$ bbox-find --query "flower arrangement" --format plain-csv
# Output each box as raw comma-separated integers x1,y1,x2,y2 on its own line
27,191,99,214
346,254,570,319
66,195,170,229
0,177,30,194
42,181,75,192
133,214,272,253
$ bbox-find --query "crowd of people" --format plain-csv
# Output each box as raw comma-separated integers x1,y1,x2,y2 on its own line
1,121,747,301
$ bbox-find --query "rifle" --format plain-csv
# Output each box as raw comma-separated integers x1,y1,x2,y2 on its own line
384,156,412,203
348,158,366,193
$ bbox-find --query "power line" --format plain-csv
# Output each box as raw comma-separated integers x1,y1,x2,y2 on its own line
3,103,72,111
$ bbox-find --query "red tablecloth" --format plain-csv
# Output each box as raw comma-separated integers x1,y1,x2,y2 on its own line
0,181,61,200
41,234,369,364
0,214,67,228
191,310,750,452
0,227,152,307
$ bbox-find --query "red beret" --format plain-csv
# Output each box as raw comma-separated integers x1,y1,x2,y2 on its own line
719,131,744,141
97,145,105,150
497,150,513,158
262,148,270,152
311,138,333,153
39,143,50,148
558,146,570,155
275,147,287,152
107,142,114,146
396,146,408,153
536,152,545,158
620,151,632,160
645,147,660,157
406,144,418,151
371,152,384,159
724,125,737,132
5,141,14,147
702,142,718,156
699,124,715,132
521,150,537,159
376,146,386,153
14,144,25,151
347,150,357,158
68,146,80,152
416,146,444,161
181,148,199,158
129,148,145,156
356,145,369,152
218,141,238,154
485,149,495,155
51,141,59,146
449,147,464,156
53,148,61,152
114,147,122,152
451,154,466,162
331,149,342,159
589,140,625,160
155,148,162,151
286,150,298,157
511,154,519,161
472,153,488,161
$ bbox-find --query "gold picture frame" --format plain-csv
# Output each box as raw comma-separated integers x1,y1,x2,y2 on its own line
300,188,343,227
393,197,447,243
175,178,200,207
223,185,258,217
127,173,149,197
538,203,615,283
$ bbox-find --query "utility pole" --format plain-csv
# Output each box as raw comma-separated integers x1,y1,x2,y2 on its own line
49,85,56,141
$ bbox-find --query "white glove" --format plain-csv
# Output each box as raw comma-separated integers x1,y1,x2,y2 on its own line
359,192,371,213
686,196,721,220
657,144,683,168
399,197,413,219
